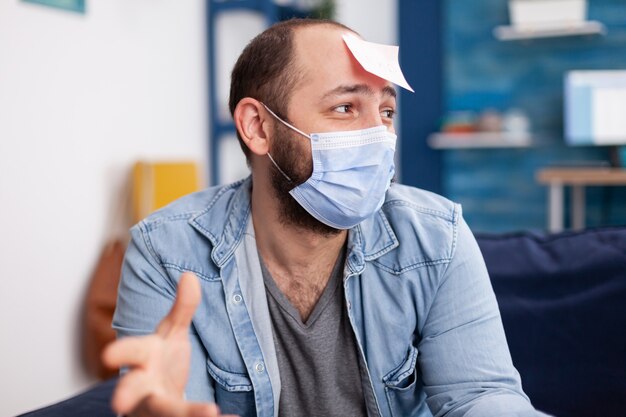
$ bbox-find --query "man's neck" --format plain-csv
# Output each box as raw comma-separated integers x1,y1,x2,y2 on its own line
250,175,347,321
251,195,347,276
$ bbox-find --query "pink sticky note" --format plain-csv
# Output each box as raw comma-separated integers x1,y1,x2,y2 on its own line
342,33,414,93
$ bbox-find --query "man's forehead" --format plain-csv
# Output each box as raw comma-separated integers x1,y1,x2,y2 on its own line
292,25,353,62
291,27,388,94
292,25,412,95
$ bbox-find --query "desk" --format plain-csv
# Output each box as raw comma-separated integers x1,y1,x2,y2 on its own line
536,168,626,232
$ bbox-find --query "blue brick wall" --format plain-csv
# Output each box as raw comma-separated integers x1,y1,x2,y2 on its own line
444,0,626,232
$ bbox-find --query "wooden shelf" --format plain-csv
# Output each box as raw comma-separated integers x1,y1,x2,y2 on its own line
494,21,606,41
427,132,534,149
536,167,626,185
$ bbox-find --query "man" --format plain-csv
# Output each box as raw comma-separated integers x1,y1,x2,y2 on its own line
104,19,549,417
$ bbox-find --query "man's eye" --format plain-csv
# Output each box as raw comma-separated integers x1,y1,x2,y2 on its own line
381,109,396,119
334,104,352,113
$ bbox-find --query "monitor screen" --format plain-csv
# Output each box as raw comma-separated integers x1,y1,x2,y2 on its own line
565,70,626,146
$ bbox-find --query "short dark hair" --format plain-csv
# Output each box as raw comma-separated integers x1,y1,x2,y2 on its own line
228,18,354,160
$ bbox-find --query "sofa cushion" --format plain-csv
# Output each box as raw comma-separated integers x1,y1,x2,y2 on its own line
476,227,626,417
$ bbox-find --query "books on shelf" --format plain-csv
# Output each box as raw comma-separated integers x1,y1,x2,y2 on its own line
427,132,533,149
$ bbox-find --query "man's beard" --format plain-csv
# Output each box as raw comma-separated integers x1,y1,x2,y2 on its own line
268,122,342,237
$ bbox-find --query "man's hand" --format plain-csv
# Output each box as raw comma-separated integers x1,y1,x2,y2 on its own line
103,272,236,417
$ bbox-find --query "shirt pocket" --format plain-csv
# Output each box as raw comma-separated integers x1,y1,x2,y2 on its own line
206,358,256,417
383,345,427,417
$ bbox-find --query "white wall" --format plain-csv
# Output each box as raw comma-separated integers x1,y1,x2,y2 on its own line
0,1,208,415
336,0,397,44
0,1,396,415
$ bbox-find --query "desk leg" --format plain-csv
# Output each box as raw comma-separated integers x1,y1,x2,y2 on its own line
571,185,586,231
548,183,564,233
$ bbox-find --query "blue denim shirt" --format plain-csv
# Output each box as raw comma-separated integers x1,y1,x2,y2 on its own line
113,177,548,417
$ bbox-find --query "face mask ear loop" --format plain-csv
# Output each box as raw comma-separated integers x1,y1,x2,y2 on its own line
267,152,293,183
260,102,311,140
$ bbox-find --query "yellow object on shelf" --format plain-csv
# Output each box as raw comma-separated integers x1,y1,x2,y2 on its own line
132,161,201,224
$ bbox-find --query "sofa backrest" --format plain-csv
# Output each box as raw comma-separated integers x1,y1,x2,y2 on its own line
476,227,626,417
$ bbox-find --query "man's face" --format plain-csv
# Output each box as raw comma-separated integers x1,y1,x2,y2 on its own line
268,25,397,234
284,26,397,136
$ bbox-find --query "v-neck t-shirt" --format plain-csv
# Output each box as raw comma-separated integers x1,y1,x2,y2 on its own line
259,252,376,417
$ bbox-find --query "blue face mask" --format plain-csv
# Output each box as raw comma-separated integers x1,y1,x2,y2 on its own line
262,104,397,230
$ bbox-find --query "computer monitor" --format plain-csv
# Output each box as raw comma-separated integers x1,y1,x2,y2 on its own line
565,70,626,146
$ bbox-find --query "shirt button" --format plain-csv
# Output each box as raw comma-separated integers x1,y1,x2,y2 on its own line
255,362,265,373
232,293,243,304
347,301,352,310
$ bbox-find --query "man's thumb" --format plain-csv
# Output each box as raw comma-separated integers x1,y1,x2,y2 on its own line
160,272,202,334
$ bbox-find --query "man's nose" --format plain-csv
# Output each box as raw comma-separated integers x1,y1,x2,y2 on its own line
363,107,384,128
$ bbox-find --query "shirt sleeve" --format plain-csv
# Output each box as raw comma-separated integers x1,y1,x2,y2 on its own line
417,215,551,417
112,223,216,403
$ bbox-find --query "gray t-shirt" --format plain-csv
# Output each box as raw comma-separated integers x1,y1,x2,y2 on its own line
260,252,378,417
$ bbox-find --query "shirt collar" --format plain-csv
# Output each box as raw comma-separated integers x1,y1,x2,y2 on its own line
189,176,399,269
189,177,252,267
347,208,399,273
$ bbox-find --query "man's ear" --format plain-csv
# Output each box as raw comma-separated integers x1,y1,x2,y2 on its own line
233,98,272,156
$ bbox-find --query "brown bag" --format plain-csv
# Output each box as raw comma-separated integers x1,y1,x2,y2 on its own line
82,239,126,379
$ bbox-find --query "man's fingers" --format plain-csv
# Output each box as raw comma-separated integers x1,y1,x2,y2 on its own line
110,371,152,415
158,272,201,336
102,335,157,369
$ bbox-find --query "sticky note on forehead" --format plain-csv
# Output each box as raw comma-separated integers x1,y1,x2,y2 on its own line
342,33,414,93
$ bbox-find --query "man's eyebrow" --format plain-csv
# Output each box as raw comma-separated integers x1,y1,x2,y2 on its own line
320,84,397,100
382,85,397,99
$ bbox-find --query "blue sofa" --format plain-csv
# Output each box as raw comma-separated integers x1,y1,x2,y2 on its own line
476,226,626,416
18,226,626,417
